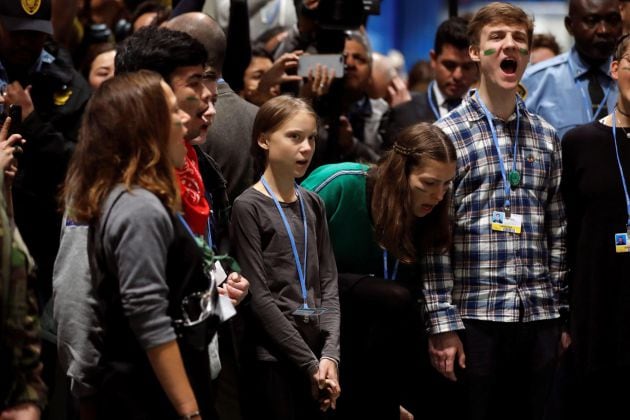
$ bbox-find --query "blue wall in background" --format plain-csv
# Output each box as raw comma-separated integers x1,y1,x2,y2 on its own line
367,0,442,71
365,0,564,71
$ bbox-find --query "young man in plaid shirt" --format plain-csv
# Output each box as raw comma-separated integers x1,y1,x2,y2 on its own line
424,3,569,419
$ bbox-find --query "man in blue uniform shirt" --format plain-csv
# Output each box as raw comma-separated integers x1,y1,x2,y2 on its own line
522,0,621,139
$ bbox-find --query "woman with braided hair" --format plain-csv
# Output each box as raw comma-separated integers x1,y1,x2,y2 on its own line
302,122,457,419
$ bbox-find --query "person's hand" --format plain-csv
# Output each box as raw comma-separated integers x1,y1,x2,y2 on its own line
0,402,41,420
428,331,466,381
0,117,25,187
558,331,571,357
386,75,411,108
313,358,340,411
300,64,335,99
257,51,303,96
303,0,319,10
400,405,414,420
217,272,249,306
0,82,34,120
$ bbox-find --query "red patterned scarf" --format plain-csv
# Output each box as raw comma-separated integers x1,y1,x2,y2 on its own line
176,142,210,236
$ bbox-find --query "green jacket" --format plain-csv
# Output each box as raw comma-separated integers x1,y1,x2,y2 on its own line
302,162,384,276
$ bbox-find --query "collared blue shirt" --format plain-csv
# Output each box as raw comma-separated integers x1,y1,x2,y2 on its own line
521,47,617,140
424,91,568,334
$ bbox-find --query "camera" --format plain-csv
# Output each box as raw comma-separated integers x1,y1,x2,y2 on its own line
316,0,382,30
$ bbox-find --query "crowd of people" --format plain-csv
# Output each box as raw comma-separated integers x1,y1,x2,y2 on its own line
0,0,629,419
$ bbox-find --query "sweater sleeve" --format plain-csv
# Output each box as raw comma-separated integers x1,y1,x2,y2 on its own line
103,190,176,350
230,195,319,373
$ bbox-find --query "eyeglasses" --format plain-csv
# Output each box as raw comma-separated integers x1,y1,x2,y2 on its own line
180,289,215,327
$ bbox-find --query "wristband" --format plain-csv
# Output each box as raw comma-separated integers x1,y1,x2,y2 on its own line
180,411,200,419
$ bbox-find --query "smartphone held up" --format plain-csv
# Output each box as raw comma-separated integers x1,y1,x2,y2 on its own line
298,54,345,78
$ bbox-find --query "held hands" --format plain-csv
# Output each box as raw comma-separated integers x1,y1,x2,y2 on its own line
0,82,34,120
217,272,249,306
311,358,341,412
428,331,466,381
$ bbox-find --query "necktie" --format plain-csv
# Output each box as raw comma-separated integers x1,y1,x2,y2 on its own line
587,68,605,120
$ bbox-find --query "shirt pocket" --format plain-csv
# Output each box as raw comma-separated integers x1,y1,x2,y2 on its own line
519,146,551,191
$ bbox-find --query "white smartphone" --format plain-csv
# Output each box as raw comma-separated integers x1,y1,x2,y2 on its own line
297,54,345,78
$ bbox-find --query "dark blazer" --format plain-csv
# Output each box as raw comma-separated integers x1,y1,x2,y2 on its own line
383,91,438,148
201,81,258,204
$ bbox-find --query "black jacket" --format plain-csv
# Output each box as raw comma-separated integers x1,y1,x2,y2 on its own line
6,43,91,303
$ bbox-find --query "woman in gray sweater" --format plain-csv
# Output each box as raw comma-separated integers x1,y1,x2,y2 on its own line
59,70,216,420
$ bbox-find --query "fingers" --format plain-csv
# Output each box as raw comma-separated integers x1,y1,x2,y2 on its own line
280,74,302,84
0,116,10,141
458,349,467,370
226,271,240,283
430,349,458,381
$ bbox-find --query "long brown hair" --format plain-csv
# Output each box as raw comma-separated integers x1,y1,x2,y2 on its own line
371,123,456,263
251,95,318,178
62,70,180,223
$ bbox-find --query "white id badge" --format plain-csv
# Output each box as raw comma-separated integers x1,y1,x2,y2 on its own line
211,261,228,286
293,306,328,323
491,212,523,234
614,233,630,253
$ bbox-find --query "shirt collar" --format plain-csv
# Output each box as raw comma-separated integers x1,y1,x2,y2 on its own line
568,46,612,79
463,88,526,123
433,81,447,107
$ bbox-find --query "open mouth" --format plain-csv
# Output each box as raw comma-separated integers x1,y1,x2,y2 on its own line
500,58,518,74
296,159,309,165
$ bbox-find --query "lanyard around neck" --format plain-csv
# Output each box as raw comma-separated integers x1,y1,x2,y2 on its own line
260,176,309,308
568,60,612,122
382,250,399,281
475,91,521,213
427,80,441,120
610,111,630,233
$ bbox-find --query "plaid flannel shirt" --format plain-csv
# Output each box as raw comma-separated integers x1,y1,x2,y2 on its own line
423,90,568,334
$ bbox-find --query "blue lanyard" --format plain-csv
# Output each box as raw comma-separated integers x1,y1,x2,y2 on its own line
204,192,214,250
382,250,399,281
611,111,630,233
427,80,440,120
260,176,310,308
568,60,611,122
475,91,521,212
